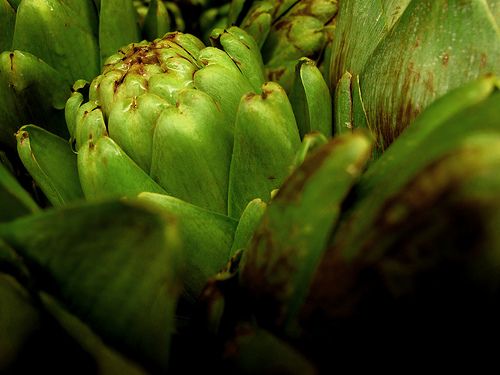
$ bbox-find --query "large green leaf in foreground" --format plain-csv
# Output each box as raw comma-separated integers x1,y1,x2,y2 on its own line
0,199,184,373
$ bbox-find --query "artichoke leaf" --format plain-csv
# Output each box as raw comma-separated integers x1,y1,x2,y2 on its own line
99,0,141,67
0,50,71,153
289,57,332,139
229,198,268,260
107,93,171,174
150,88,234,215
11,0,100,83
329,0,411,87
0,159,40,222
137,192,238,304
211,27,266,93
228,81,302,219
77,136,168,201
16,125,84,207
0,0,16,53
301,130,500,370
194,63,258,127
140,0,171,41
0,199,184,373
285,131,329,177
330,80,500,264
239,131,373,337
238,1,273,48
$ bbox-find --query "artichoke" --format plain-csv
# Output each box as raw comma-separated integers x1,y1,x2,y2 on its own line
0,0,182,161
15,25,331,305
17,26,330,218
198,0,339,92
330,0,500,154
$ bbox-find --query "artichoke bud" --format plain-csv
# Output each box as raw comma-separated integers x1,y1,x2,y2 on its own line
68,27,303,215
289,0,339,23
262,16,324,67
225,0,339,92
262,16,325,93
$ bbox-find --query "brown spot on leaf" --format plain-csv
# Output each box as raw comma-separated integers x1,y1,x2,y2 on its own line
425,70,434,94
267,68,287,82
244,92,257,103
481,53,487,70
19,131,28,145
9,52,14,71
443,52,449,67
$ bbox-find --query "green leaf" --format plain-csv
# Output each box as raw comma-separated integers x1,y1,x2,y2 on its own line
150,89,233,215
0,50,71,153
77,136,167,201
16,125,84,206
99,0,141,66
228,81,301,219
11,0,100,82
229,198,268,259
239,131,373,337
0,0,16,53
0,156,40,222
140,0,171,41
0,199,184,373
360,0,500,150
329,0,411,87
137,192,238,304
289,57,332,139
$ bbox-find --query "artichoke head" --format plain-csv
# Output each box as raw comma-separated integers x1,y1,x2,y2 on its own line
65,27,302,218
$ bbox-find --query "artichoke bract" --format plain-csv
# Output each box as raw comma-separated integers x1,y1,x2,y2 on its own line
65,27,303,218
330,0,500,153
